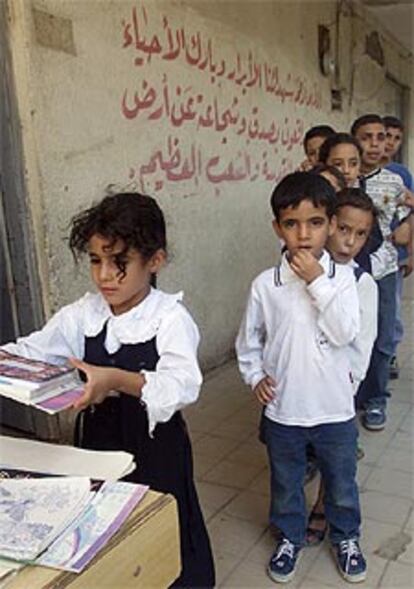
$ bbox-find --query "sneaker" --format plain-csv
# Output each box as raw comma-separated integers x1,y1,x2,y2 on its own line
267,537,301,583
362,407,386,431
389,356,399,380
333,539,367,583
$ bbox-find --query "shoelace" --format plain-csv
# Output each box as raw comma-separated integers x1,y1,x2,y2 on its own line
272,538,295,562
339,539,360,570
369,408,383,415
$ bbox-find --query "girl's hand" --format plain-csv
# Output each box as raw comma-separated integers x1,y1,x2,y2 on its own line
69,357,116,410
253,375,276,405
290,250,324,284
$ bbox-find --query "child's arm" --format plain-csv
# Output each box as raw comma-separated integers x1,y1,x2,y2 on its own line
351,274,378,387
129,304,202,435
1,299,85,364
236,280,268,391
307,266,360,347
70,358,146,410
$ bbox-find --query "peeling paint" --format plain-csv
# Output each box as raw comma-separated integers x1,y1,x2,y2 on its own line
32,8,76,55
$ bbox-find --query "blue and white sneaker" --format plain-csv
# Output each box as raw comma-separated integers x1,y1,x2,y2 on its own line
363,407,386,431
267,537,301,583
333,539,367,583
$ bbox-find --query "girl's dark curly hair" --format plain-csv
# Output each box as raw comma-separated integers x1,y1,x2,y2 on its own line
69,193,166,280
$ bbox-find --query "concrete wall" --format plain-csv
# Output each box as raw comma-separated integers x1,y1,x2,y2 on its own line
6,0,413,369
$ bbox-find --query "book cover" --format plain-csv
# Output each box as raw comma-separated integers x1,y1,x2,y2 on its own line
0,351,73,383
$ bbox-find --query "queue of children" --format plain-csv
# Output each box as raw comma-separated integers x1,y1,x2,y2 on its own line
301,117,411,430
235,114,411,584
1,112,411,588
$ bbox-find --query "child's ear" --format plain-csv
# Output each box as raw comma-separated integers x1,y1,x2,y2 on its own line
148,249,167,273
328,214,337,237
272,219,283,239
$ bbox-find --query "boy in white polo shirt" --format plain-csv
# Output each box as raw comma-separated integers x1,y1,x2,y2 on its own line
236,172,366,584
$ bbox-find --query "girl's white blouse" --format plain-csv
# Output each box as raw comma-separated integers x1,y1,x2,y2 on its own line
2,288,202,435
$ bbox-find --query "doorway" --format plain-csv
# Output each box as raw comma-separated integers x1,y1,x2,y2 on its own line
0,2,56,438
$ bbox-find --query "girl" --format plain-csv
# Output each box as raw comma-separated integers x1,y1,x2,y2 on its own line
319,132,382,273
318,132,363,188
2,192,215,588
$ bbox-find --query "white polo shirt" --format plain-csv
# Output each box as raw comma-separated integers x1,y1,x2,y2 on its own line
349,262,378,389
236,251,360,427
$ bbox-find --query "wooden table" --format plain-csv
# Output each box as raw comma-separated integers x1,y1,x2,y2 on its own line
7,490,181,589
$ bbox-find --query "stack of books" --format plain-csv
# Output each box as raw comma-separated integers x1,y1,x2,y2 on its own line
0,436,144,576
0,351,83,413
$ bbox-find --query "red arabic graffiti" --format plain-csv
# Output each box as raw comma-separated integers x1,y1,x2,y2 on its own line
129,135,296,192
121,5,322,109
122,76,305,148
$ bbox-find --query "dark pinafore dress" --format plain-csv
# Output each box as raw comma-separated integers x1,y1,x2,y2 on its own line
74,322,215,588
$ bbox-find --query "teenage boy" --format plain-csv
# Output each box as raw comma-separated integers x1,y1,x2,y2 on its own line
300,125,335,170
382,115,413,379
236,172,366,584
351,114,410,430
382,116,413,190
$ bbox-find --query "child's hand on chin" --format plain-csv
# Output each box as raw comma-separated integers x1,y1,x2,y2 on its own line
290,250,323,284
69,357,113,410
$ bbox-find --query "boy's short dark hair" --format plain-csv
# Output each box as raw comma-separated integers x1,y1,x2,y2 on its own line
270,171,337,221
383,115,404,131
310,164,347,191
334,188,378,221
303,125,335,149
351,114,384,136
318,133,363,163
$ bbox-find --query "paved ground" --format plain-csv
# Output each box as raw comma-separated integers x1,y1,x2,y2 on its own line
186,279,414,588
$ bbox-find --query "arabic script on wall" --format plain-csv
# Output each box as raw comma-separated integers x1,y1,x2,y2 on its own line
120,4,322,193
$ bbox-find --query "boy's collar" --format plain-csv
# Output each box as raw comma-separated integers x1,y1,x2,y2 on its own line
361,167,381,180
275,250,334,286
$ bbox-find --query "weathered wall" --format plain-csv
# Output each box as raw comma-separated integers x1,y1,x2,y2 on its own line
7,0,413,368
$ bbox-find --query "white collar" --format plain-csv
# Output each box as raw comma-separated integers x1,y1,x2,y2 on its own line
275,250,334,285
81,288,184,354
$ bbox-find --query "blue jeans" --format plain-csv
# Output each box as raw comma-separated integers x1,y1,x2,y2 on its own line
356,271,397,410
262,417,361,547
392,268,404,354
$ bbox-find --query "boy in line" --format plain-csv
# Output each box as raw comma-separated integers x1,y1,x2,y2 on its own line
236,172,366,583
300,125,335,171
351,115,410,430
382,115,413,379
306,188,378,546
382,116,413,191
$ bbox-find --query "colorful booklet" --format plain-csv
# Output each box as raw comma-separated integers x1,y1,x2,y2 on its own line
37,481,149,573
0,477,92,562
0,351,82,409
